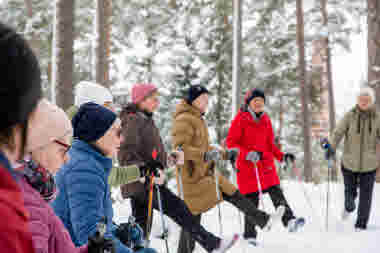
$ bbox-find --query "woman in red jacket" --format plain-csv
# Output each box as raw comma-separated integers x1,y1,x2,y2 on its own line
226,88,304,243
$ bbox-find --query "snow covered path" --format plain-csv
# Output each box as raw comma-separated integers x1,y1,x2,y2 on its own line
113,180,380,253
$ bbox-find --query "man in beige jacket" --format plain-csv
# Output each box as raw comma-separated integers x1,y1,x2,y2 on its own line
325,87,380,230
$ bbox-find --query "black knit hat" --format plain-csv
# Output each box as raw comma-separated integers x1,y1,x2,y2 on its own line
72,102,117,143
186,85,210,104
0,23,42,131
245,88,265,105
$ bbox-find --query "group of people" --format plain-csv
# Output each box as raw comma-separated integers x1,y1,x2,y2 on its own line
1,21,378,253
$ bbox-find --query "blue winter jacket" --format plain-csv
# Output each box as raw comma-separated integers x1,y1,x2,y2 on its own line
51,140,142,253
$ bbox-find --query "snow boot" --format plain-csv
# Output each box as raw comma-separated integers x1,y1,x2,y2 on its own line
211,234,239,253
287,217,305,232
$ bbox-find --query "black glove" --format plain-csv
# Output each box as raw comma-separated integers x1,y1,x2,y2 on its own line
283,153,295,164
140,159,164,177
88,232,115,253
225,148,239,162
246,151,262,162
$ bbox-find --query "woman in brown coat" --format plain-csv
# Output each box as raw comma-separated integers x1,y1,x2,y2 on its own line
172,85,286,252
118,83,239,253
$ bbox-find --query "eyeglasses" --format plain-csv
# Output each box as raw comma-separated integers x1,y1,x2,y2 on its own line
54,140,71,155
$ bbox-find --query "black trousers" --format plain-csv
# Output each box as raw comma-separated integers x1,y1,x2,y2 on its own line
177,191,270,253
341,165,376,229
243,185,295,239
130,184,220,252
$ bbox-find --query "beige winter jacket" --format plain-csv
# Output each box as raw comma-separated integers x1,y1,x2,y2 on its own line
330,106,380,172
171,100,237,215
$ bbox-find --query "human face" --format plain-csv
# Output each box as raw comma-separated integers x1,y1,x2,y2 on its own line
357,95,372,111
139,93,160,113
192,93,209,113
30,134,71,175
249,97,265,113
95,118,123,158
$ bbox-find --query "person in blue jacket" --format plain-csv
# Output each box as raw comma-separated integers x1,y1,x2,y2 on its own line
51,102,156,253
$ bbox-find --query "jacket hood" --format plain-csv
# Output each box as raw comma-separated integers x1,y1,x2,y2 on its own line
173,100,203,119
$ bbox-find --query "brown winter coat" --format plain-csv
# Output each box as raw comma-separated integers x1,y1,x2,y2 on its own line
171,100,236,215
118,103,167,198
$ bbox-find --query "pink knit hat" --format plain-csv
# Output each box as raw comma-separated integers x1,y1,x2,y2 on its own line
131,83,158,104
26,99,72,152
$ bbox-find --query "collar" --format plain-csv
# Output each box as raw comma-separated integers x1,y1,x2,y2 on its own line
71,139,113,173
0,151,18,180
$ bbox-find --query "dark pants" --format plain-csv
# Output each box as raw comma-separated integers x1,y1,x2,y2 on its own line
341,165,376,229
131,184,220,252
177,191,270,253
243,185,295,239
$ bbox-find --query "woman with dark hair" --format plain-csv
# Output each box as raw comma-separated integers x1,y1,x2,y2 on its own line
0,22,43,253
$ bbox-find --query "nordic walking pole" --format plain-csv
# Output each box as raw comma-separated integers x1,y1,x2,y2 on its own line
146,172,155,247
215,159,223,236
253,160,265,210
326,158,333,231
173,145,192,253
155,184,170,253
320,137,334,231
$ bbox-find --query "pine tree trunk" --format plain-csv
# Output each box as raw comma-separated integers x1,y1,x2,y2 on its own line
368,0,380,108
322,0,337,181
95,0,112,87
52,0,75,110
368,0,380,182
296,0,313,182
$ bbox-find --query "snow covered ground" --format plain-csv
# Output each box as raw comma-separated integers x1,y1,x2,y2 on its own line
113,180,380,253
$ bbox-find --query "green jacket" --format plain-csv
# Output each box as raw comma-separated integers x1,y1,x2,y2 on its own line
330,106,380,172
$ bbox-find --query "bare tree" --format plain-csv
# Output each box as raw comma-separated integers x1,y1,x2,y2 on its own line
296,0,313,182
95,0,112,87
52,0,75,110
368,0,380,107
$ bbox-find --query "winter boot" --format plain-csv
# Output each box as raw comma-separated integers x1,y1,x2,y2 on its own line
262,205,285,231
245,238,258,247
341,208,352,221
287,217,305,232
211,234,239,253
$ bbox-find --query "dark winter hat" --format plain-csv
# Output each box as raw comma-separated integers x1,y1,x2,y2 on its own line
186,85,210,105
245,88,266,105
72,102,117,143
0,23,42,131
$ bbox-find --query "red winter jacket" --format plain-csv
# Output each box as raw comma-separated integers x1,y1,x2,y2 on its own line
226,108,283,194
0,158,35,253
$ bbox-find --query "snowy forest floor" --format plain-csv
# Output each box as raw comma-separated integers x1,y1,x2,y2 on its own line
112,180,380,253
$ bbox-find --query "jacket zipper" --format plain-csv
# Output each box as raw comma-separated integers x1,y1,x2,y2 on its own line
359,117,364,171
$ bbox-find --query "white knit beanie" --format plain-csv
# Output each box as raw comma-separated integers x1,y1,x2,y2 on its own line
74,81,113,107
358,86,376,105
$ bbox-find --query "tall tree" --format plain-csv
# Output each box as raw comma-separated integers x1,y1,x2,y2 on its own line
52,0,75,109
320,0,337,180
296,0,313,182
368,0,380,107
95,0,112,87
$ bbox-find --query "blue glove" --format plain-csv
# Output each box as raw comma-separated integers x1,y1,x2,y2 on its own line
114,217,145,250
320,138,335,160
